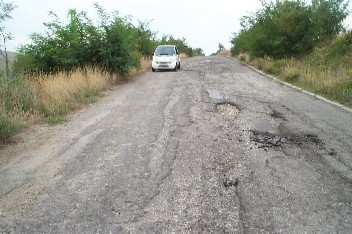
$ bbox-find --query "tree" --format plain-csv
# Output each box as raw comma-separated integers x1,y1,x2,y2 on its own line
0,0,16,80
311,0,350,42
14,4,144,75
159,35,202,57
137,20,158,58
192,48,204,56
231,0,350,58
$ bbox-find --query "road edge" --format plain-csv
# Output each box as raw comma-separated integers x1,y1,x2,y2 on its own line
225,56,352,182
226,56,352,114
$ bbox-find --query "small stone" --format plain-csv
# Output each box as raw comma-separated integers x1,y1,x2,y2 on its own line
280,137,287,144
273,136,281,144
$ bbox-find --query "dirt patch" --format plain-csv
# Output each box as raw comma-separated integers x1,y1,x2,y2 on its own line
0,124,57,167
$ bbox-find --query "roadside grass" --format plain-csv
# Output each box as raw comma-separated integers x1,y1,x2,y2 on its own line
129,57,152,76
0,58,151,142
179,53,189,60
0,76,33,141
237,33,352,108
217,49,231,57
47,116,66,125
34,67,112,118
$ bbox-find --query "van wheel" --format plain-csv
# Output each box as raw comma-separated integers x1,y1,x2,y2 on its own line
177,62,181,69
152,68,155,72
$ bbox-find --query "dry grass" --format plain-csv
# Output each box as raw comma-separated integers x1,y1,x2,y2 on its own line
242,55,352,107
130,57,151,76
238,53,250,62
0,57,151,141
217,49,231,57
179,53,189,59
35,57,151,117
240,32,352,107
33,67,112,117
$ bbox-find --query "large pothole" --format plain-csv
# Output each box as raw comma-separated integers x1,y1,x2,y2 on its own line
216,102,240,118
250,130,324,149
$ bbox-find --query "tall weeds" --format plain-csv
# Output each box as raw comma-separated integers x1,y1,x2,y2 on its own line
0,59,151,142
244,55,352,107
34,67,112,117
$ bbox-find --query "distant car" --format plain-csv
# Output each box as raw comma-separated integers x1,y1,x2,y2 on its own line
152,45,181,72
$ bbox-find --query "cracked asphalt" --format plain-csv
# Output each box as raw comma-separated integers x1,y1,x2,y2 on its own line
1,56,352,233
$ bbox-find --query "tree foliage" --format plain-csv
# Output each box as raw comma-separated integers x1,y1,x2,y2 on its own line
136,20,158,58
159,35,204,56
14,3,203,76
14,6,141,75
231,0,350,58
0,0,16,80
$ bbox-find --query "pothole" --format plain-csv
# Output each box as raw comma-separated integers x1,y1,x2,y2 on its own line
250,130,324,149
223,171,240,189
216,102,240,118
250,131,288,148
270,109,286,121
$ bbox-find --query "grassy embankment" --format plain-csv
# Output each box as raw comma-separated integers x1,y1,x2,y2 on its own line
0,57,151,142
236,33,352,108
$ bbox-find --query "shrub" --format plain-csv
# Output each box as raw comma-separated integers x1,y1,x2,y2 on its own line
0,115,16,141
231,0,350,59
329,82,352,105
261,58,287,75
239,55,246,62
263,63,277,74
283,69,301,81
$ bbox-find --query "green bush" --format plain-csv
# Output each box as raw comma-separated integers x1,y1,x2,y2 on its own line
304,31,352,69
263,63,278,74
239,55,246,62
329,82,352,105
14,7,143,75
261,58,287,75
0,115,15,141
13,4,204,76
231,0,350,59
283,69,301,82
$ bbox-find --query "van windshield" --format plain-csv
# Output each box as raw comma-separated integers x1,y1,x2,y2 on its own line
155,46,175,56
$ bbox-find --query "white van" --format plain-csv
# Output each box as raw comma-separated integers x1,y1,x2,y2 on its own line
152,45,181,72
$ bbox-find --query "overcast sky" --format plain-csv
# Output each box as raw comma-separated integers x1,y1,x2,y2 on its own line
4,0,352,55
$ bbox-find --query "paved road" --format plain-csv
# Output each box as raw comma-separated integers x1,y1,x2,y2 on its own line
1,56,352,233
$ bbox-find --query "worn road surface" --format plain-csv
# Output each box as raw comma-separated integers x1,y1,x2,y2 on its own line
1,56,352,233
